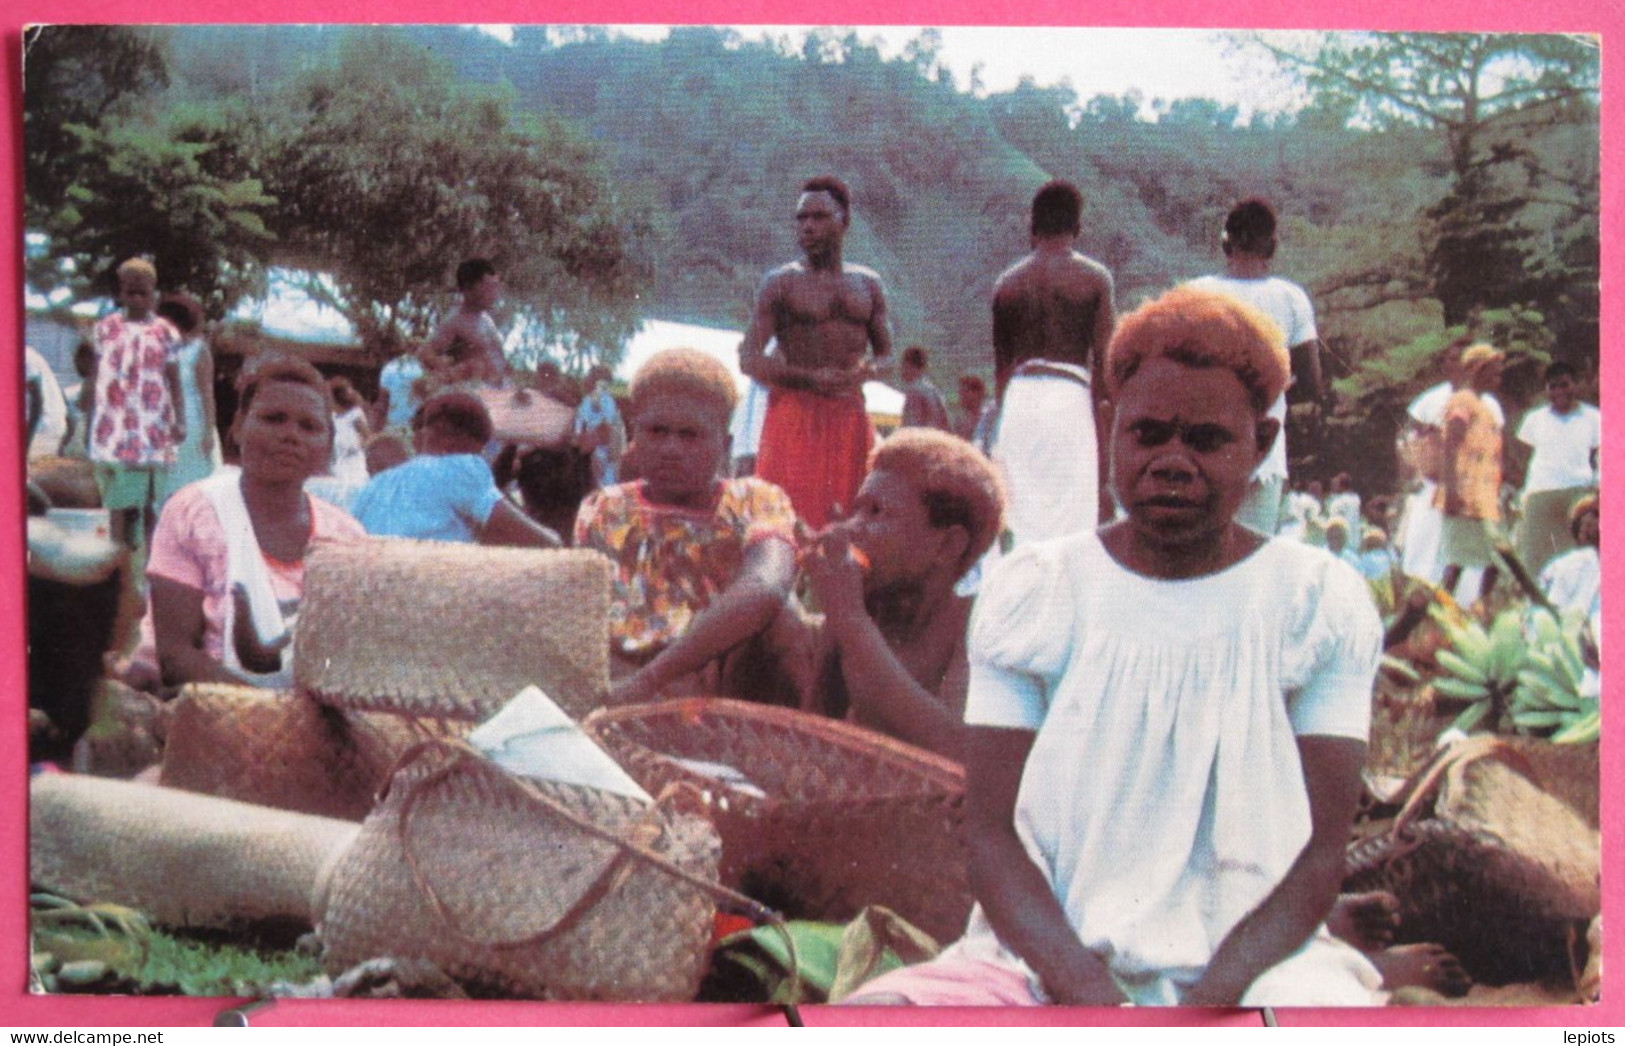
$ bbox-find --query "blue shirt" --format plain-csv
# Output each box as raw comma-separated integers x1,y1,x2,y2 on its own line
379,355,425,430
351,454,503,543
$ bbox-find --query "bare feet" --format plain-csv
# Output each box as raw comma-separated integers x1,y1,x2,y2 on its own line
1373,943,1472,997
1328,890,1400,951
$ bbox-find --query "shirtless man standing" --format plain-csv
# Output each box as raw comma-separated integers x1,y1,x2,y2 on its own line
421,258,509,387
991,180,1116,538
741,176,893,529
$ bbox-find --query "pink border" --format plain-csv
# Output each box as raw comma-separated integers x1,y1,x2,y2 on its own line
3,0,1616,1028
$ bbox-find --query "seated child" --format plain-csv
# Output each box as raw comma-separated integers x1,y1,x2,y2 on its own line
575,348,811,707
801,428,1004,756
848,286,1384,1007
350,391,559,548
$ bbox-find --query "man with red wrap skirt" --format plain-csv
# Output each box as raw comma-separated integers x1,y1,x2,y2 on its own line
740,176,894,529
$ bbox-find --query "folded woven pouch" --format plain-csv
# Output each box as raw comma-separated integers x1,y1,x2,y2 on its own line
584,698,972,944
296,540,613,720
160,683,467,821
31,774,359,935
319,740,722,1001
1343,736,1599,985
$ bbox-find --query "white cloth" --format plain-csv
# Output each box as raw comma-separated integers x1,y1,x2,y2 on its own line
1187,275,1317,483
1410,381,1505,428
1326,491,1362,541
1541,546,1601,621
1517,403,1601,495
1398,482,1445,584
25,347,69,460
991,362,1097,545
949,532,1382,1006
330,406,369,486
199,470,295,689
730,379,771,462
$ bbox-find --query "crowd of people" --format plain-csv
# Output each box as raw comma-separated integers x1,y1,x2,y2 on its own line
23,173,1601,1008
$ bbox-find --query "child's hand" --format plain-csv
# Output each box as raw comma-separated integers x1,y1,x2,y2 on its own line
801,529,869,619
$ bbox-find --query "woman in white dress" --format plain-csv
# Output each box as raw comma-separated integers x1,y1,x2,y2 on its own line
849,286,1383,1007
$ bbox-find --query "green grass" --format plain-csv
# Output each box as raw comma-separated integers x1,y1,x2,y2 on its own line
134,929,324,996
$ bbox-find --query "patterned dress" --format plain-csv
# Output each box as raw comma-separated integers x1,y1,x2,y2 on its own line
89,312,181,468
574,478,798,658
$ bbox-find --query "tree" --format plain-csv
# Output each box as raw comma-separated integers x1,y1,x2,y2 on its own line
1249,32,1599,329
255,29,654,362
23,25,170,219
37,109,277,312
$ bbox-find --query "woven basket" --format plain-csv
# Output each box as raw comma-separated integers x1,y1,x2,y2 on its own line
583,698,972,944
31,774,359,934
296,540,613,720
160,684,468,821
1343,736,1599,986
319,740,722,1001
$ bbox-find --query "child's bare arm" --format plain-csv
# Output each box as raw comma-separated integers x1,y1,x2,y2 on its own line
965,726,1127,1005
612,537,797,704
164,360,187,440
805,532,961,755
1182,734,1366,1006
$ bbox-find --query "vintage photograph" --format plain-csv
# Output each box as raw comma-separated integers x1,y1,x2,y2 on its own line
21,23,1601,1010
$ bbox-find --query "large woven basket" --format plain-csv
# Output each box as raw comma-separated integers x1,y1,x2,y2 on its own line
1343,736,1600,986
583,698,972,944
319,740,722,1001
31,774,359,934
296,540,613,720
160,684,468,821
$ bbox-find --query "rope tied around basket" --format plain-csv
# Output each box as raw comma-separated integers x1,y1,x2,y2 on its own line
1378,734,1543,866
389,738,803,1004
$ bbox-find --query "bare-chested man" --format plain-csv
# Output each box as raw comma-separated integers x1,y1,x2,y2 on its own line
421,258,509,387
740,176,893,529
991,180,1116,540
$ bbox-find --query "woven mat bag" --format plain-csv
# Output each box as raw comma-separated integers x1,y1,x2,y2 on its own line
31,774,359,933
160,683,467,821
296,540,612,720
319,739,723,1001
583,698,972,944
1343,735,1600,985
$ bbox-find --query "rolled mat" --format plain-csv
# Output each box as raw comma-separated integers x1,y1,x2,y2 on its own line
295,540,613,720
320,740,722,1001
30,774,359,932
584,698,973,944
160,684,468,821
1344,735,1599,986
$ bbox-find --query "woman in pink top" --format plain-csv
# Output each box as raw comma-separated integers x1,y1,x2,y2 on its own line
142,354,364,690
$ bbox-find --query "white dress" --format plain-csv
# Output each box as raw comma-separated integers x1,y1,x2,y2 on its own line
330,405,370,487
947,532,1384,1005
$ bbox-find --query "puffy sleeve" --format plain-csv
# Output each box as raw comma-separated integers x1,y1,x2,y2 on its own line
964,542,1078,731
146,484,221,592
574,488,610,551
1283,553,1382,740
738,478,798,549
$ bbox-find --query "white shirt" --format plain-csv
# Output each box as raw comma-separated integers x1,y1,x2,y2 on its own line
25,346,69,459
952,534,1381,1004
1187,275,1317,482
1409,381,1505,428
1517,402,1601,494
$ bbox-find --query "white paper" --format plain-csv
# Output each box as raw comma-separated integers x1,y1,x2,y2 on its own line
467,686,652,802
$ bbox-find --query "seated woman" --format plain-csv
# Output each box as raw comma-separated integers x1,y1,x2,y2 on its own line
801,429,1005,757
575,348,812,707
848,286,1385,1007
350,390,560,548
139,354,366,691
